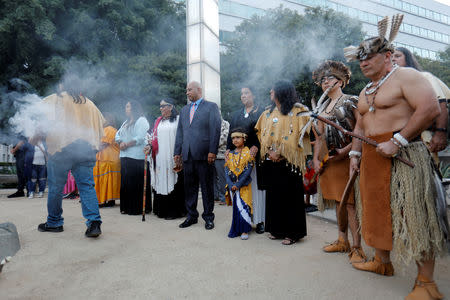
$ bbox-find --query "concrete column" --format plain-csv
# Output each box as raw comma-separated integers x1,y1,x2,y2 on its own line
186,0,221,107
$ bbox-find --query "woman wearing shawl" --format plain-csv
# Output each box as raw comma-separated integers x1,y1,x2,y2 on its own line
145,99,186,220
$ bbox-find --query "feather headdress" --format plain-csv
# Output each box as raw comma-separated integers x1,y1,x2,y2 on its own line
312,60,351,87
344,14,404,62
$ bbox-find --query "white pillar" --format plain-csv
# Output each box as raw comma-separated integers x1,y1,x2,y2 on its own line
186,0,221,107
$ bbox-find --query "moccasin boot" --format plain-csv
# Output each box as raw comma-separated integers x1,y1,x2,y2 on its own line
352,254,394,276
348,246,367,264
405,275,444,300
323,236,351,253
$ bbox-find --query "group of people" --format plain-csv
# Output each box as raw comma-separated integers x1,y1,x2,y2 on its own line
9,13,449,300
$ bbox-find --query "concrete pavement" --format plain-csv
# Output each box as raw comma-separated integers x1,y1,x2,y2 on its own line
0,189,449,300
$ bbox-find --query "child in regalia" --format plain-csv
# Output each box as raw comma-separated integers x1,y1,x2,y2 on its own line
225,128,254,240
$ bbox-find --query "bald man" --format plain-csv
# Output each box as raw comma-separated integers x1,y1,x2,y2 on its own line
174,81,221,230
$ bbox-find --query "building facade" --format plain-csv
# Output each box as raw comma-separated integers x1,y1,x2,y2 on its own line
218,0,450,59
0,144,15,163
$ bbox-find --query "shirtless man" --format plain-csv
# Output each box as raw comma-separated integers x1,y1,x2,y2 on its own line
345,15,446,300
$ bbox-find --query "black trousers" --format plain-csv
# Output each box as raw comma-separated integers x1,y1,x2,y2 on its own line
183,159,215,222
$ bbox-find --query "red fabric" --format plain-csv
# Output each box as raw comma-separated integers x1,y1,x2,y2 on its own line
151,116,163,163
303,165,317,195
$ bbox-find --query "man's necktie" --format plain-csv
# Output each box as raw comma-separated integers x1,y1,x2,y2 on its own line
189,102,196,124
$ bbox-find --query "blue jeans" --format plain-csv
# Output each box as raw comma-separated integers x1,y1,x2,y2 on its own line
28,164,47,192
46,140,101,227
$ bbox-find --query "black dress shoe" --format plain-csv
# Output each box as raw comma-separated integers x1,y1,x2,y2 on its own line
85,221,102,238
7,190,25,198
165,216,177,220
205,221,214,230
255,222,265,234
179,218,198,228
38,222,64,232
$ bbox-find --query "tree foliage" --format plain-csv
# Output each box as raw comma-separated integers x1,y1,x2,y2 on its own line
417,45,450,87
220,6,366,118
0,0,186,123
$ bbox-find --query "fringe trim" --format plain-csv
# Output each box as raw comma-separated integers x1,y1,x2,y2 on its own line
354,175,362,232
316,177,336,211
390,142,446,265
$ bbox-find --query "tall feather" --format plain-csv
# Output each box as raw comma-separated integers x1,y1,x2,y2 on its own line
388,14,404,43
378,16,389,39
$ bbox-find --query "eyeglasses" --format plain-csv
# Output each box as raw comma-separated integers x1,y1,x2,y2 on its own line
320,75,337,84
160,104,171,108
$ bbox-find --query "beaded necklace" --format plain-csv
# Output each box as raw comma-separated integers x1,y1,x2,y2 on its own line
364,64,398,112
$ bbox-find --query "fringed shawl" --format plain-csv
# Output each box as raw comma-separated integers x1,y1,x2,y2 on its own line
255,105,311,171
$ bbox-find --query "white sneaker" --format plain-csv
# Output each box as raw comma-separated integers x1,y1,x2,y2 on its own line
38,192,44,198
28,192,34,199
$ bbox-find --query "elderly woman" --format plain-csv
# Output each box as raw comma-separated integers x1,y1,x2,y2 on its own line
115,100,151,215
255,80,311,245
227,86,266,234
311,60,365,263
145,98,186,220
392,47,449,156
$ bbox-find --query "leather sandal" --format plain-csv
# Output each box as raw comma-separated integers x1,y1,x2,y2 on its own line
323,236,351,253
348,246,367,264
352,255,394,276
281,238,297,245
405,275,444,300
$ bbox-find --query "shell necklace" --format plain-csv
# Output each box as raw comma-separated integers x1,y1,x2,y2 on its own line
364,64,398,112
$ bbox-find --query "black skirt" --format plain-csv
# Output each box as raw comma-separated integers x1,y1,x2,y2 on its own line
153,172,187,219
263,161,307,241
120,157,152,215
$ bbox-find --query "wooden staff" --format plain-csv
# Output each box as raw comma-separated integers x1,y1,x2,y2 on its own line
142,153,148,222
310,113,415,168
337,170,358,232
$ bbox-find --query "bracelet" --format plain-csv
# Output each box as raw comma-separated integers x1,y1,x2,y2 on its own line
435,128,447,132
390,138,402,148
393,133,409,147
438,99,448,103
348,150,361,158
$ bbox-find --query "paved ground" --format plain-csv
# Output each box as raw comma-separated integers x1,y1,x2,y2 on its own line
0,189,449,300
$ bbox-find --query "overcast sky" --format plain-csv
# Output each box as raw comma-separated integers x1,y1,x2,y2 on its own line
434,0,450,6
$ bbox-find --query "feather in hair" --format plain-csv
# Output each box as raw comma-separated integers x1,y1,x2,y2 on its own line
388,14,403,43
378,16,389,39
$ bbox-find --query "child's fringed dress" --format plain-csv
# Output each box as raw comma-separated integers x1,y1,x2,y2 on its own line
225,146,254,238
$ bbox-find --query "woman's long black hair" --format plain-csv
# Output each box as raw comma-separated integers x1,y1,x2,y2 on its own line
272,80,298,115
161,98,179,122
396,47,423,71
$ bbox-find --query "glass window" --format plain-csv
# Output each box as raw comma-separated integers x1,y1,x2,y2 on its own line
348,7,358,18
419,7,426,16
433,12,441,22
403,23,412,33
422,49,429,58
402,2,410,12
435,32,442,42
410,5,418,14
430,51,437,60
420,28,427,37
426,9,433,19
413,47,421,56
412,25,419,35
442,15,448,24
369,13,378,24
327,2,337,10
428,30,435,39
443,35,449,44
394,0,402,9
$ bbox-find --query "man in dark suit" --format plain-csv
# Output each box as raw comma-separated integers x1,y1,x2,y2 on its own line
174,81,221,230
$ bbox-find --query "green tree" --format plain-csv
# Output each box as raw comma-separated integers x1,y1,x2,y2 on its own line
0,0,187,128
220,6,365,118
416,46,450,87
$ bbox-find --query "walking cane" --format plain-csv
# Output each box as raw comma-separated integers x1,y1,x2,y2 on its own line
142,153,148,222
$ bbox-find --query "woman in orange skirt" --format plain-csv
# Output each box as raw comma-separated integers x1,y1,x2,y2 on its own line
94,113,121,207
